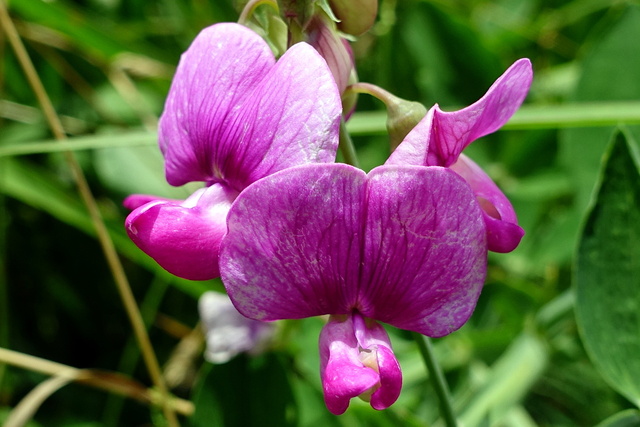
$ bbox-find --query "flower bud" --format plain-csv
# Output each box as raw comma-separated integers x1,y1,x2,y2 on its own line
306,11,355,94
277,0,315,30
305,10,359,116
329,0,378,36
350,83,427,151
385,97,427,151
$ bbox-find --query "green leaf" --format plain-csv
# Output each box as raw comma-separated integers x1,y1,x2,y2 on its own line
0,157,210,299
8,0,168,62
458,332,548,427
574,128,640,408
189,353,298,427
561,5,640,212
596,409,640,427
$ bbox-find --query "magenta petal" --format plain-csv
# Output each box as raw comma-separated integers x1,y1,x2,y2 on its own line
221,164,488,335
123,194,176,211
319,314,401,415
159,23,341,189
450,154,524,252
220,164,366,320
369,345,402,411
428,59,533,167
160,23,275,186
224,42,341,189
319,315,380,415
359,165,487,337
351,315,402,411
125,184,236,280
386,59,533,168
385,108,435,167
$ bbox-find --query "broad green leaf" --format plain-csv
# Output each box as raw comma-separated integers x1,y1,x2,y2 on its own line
555,6,640,267
189,354,298,427
596,409,640,427
574,129,640,408
561,5,640,211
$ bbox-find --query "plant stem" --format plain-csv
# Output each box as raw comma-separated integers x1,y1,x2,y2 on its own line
0,347,194,416
0,165,7,394
339,119,359,167
238,0,279,24
412,332,458,427
0,4,179,425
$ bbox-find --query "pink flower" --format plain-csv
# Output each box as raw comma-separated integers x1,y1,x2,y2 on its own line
124,23,341,280
220,163,487,413
218,60,533,413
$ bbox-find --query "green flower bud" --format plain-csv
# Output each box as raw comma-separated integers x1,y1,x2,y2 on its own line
385,97,427,151
329,0,378,36
348,83,427,151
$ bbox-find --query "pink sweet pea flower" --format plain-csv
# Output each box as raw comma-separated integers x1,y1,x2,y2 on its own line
386,59,533,253
220,163,487,414
125,23,341,280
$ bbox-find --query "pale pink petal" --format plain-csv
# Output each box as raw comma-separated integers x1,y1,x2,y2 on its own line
198,291,274,364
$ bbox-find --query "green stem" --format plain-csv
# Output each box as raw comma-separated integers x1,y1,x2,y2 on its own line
0,160,7,393
0,4,178,425
237,0,279,25
102,276,169,427
339,119,359,167
412,332,458,427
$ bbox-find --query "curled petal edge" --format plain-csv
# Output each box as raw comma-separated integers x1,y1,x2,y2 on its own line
386,58,533,168
428,58,533,167
450,154,524,252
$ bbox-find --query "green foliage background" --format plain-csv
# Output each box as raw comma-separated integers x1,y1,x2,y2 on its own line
1,0,640,426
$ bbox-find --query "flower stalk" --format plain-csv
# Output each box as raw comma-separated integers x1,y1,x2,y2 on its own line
412,333,458,427
238,0,279,25
347,82,427,151
339,119,360,167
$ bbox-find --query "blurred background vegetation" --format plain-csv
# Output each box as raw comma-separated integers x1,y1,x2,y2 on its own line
1,0,640,426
